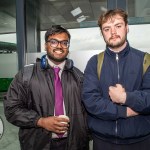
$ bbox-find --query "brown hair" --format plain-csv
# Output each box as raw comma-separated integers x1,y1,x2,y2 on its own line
98,9,128,30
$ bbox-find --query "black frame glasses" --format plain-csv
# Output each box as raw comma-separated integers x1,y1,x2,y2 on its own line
47,39,70,48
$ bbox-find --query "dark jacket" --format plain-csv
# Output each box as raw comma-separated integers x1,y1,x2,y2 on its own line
4,58,89,150
82,42,150,144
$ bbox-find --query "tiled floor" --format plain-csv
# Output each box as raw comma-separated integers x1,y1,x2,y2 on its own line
0,101,20,150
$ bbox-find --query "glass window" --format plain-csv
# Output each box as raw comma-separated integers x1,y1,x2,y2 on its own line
0,0,19,150
127,0,150,24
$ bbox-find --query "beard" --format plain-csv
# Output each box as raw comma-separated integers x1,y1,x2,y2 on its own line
103,28,128,50
106,35,127,49
47,48,69,63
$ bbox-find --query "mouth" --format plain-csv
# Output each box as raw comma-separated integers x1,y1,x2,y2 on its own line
110,35,120,40
53,49,64,54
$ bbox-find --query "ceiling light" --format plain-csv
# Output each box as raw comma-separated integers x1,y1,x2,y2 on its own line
101,7,107,12
48,0,57,2
71,7,82,17
77,15,86,23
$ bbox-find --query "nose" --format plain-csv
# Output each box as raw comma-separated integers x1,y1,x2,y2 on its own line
57,42,62,48
111,27,116,35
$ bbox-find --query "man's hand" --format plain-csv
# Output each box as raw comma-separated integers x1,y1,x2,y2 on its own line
127,107,139,117
109,84,126,104
37,116,69,134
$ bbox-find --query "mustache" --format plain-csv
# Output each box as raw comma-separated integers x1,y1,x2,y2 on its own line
110,35,120,39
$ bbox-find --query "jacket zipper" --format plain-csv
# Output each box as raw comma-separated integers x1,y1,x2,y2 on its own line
115,53,120,143
116,53,120,81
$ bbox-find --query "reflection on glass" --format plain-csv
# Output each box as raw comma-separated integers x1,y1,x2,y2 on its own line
127,0,150,24
0,0,20,150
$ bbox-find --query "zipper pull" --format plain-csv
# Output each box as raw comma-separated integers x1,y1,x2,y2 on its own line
116,53,119,61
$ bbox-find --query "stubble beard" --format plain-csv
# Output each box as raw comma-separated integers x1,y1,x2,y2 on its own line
106,35,127,50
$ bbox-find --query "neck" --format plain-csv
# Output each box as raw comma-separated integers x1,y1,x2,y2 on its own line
51,60,63,65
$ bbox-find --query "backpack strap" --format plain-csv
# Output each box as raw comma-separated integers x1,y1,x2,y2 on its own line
97,52,149,80
143,53,150,76
97,51,104,80
23,64,34,87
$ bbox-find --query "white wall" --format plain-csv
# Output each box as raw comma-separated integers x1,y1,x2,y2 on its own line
0,24,150,77
28,24,150,72
41,24,150,53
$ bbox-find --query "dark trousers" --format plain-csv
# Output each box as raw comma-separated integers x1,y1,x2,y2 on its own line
50,138,67,150
93,135,150,150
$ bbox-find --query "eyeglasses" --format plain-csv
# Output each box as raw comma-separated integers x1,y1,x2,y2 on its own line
47,39,70,48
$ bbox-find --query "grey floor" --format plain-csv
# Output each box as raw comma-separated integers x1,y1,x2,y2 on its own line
0,101,20,150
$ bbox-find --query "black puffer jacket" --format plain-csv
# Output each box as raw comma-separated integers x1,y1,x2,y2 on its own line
4,59,90,150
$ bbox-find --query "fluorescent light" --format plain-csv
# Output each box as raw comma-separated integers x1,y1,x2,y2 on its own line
77,15,86,23
71,7,82,17
48,0,57,1
101,7,107,12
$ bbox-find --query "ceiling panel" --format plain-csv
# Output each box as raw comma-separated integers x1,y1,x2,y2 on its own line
39,0,107,30
0,0,16,33
0,0,150,34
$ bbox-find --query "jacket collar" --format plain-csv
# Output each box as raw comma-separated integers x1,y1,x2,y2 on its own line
64,58,74,70
105,41,130,58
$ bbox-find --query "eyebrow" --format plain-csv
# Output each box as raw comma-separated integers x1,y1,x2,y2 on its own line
115,23,124,26
47,39,69,42
102,23,124,30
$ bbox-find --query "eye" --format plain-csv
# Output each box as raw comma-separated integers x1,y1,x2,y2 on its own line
61,41,69,46
116,25,121,28
50,39,58,44
103,28,109,32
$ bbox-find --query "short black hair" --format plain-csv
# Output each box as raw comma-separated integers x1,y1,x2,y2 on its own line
45,25,71,42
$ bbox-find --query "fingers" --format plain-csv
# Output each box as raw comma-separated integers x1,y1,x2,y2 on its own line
109,84,125,92
38,116,70,134
54,117,70,127
57,117,70,124
109,84,122,89
53,117,69,133
115,84,122,88
109,86,115,95
55,126,68,134
54,123,69,134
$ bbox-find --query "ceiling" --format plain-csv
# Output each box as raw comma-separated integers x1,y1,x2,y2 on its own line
0,0,150,34
0,0,108,34
0,0,16,34
38,0,107,30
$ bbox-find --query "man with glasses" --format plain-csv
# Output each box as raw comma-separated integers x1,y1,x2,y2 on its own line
4,25,90,150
